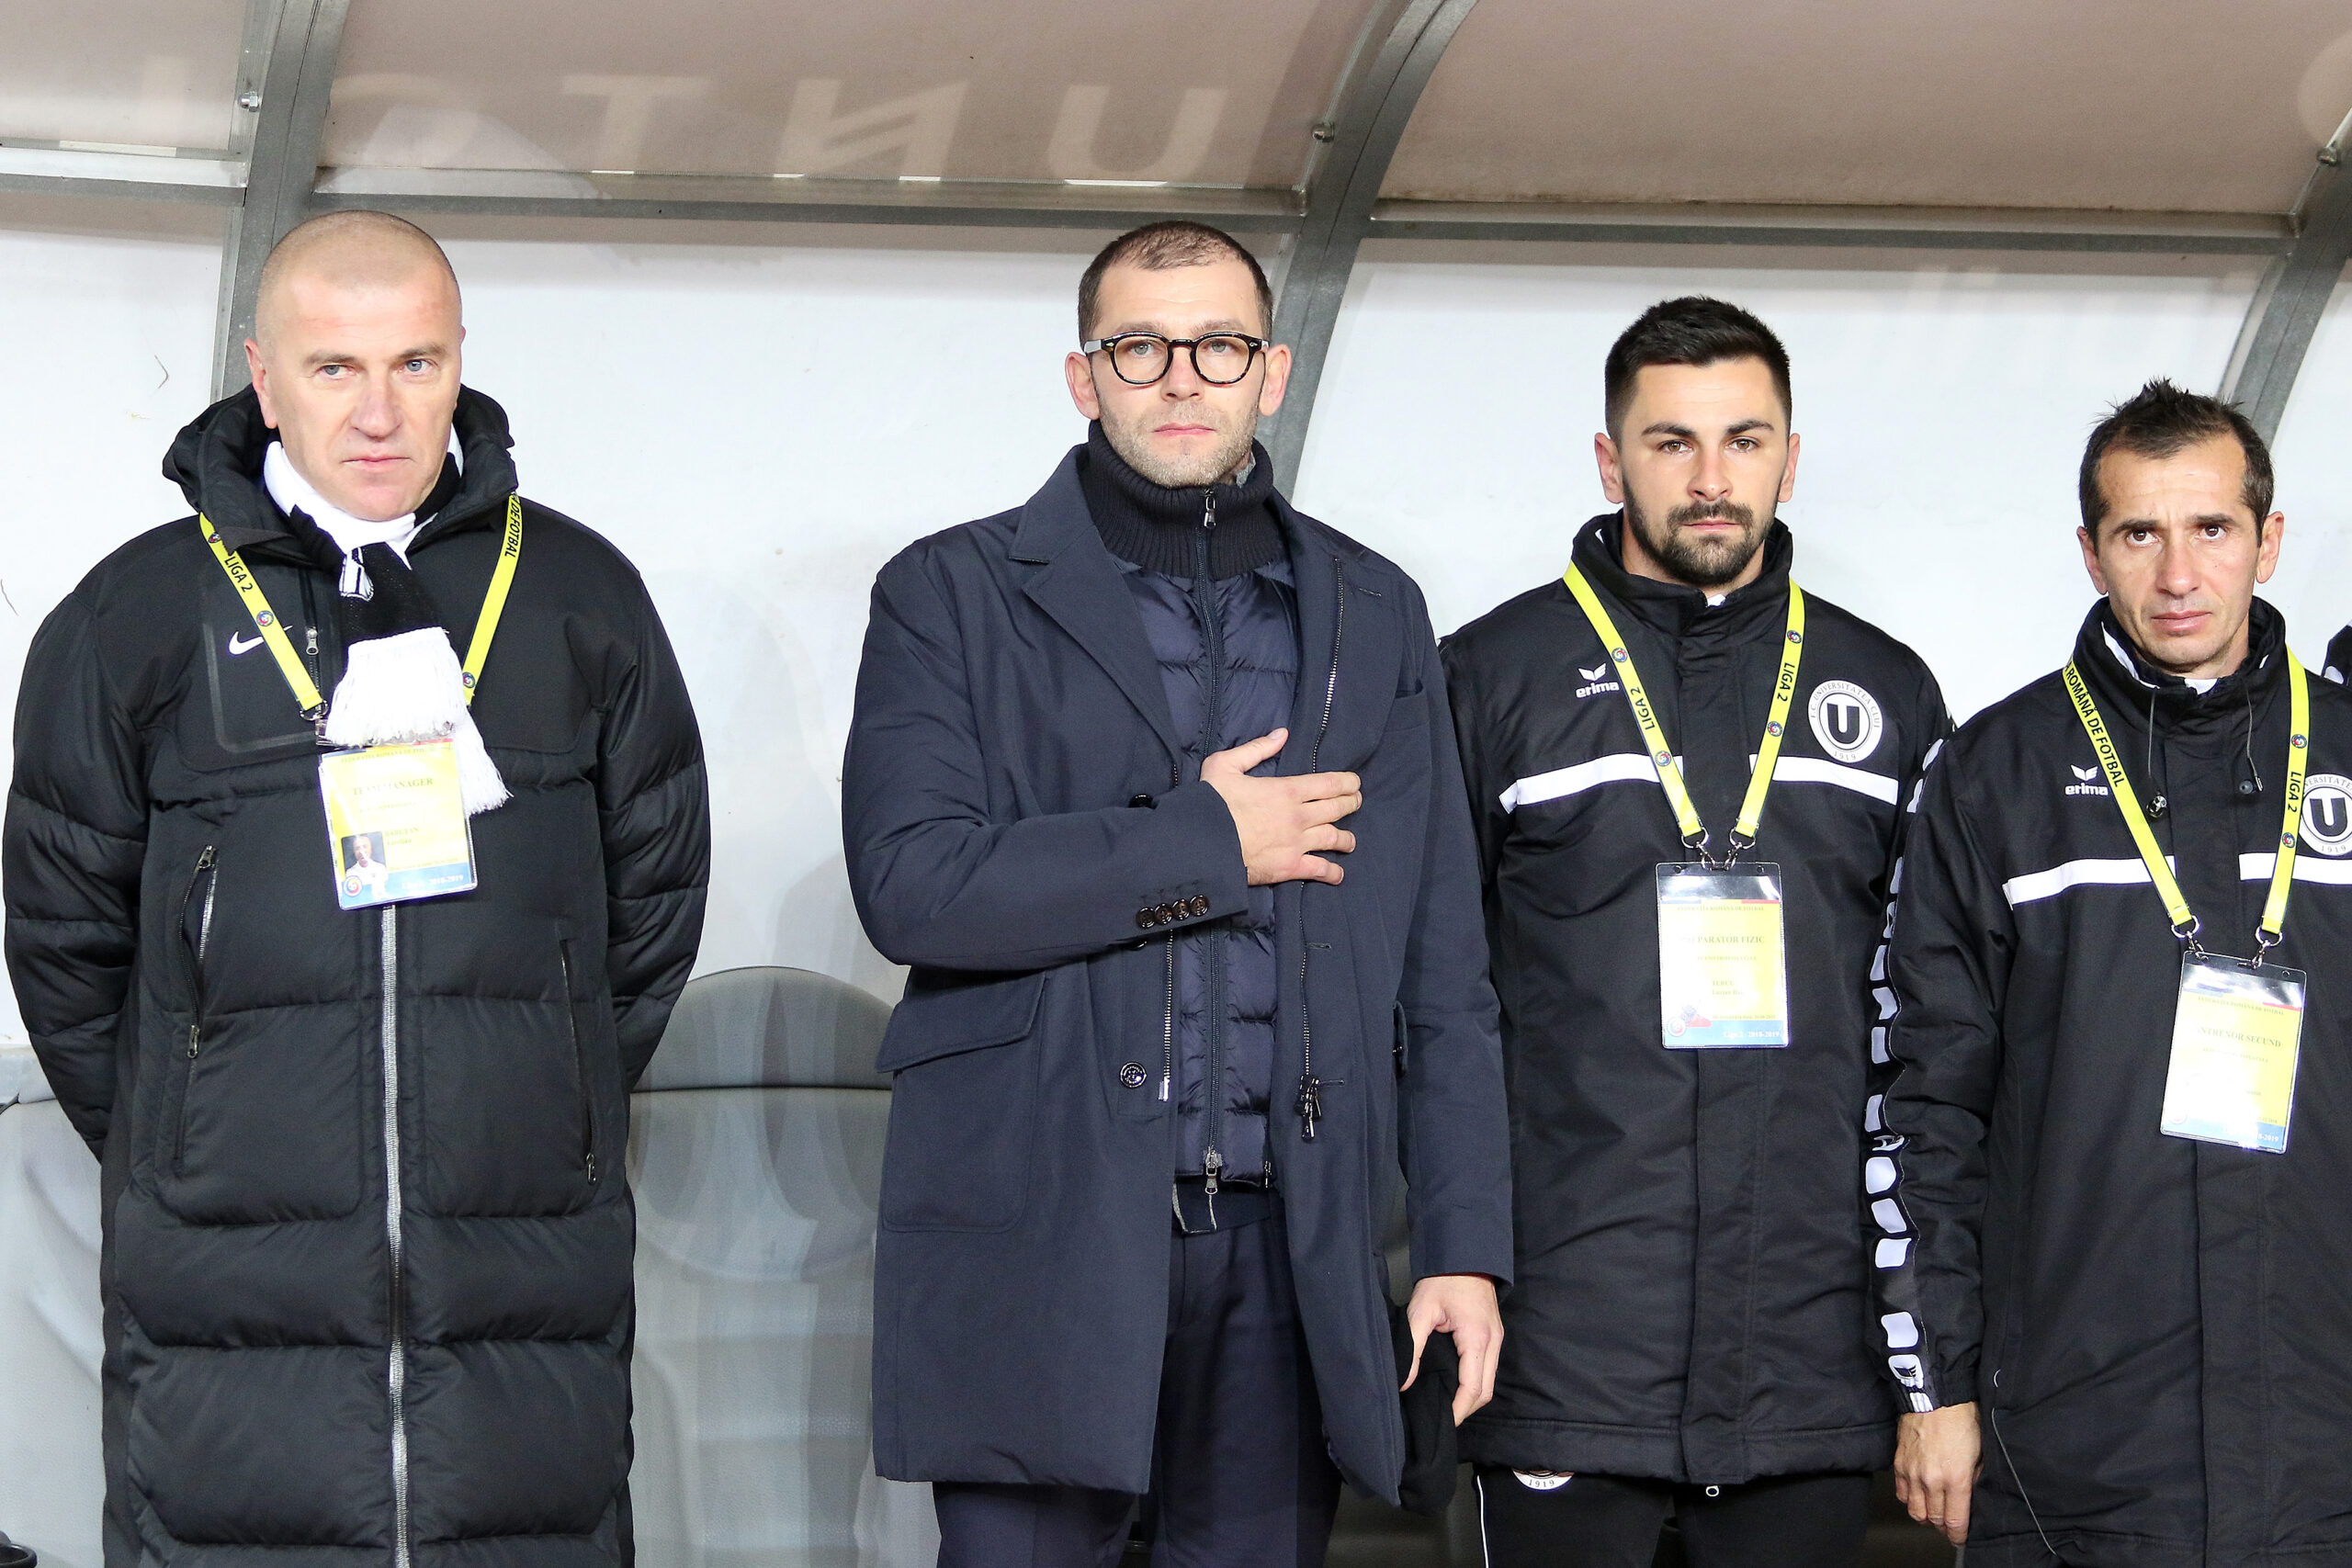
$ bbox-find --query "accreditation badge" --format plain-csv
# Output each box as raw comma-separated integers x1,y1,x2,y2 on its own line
317,740,478,910
2159,951,2304,1154
1655,863,1792,1048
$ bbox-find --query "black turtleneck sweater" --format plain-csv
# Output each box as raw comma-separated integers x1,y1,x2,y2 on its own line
1079,422,1283,579
1080,423,1295,1224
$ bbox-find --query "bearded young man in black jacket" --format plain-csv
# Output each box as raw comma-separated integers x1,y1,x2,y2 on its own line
4,212,708,1568
1442,298,1948,1568
1880,381,2352,1566
844,221,1510,1568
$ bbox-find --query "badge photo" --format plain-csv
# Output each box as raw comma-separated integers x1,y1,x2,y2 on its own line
2301,773,2352,856
1807,680,1883,763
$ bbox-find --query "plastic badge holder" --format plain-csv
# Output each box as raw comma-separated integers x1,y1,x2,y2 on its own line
317,739,479,909
1656,863,1792,1048
2160,950,2305,1154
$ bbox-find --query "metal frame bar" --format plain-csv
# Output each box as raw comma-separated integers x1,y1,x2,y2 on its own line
1366,199,2291,255
307,167,1303,232
2220,152,2352,444
1263,0,1479,489
0,141,2301,262
210,0,351,398
0,144,244,205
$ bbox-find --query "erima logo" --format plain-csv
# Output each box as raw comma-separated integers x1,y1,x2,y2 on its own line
228,632,265,656
2301,773,2352,856
1575,664,1622,700
2066,764,2109,798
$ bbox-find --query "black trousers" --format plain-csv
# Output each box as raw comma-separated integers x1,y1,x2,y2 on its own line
1471,1467,1871,1568
933,1204,1342,1568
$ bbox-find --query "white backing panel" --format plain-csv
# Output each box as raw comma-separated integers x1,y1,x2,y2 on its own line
2267,276,2352,661
1297,247,2275,721
446,237,1099,1010
0,210,222,1050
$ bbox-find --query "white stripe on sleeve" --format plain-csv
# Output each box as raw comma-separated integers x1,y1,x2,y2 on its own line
2240,852,2352,886
2002,857,2157,907
1768,755,1901,804
1500,752,1657,811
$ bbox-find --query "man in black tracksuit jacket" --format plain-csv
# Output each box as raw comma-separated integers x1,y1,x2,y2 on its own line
1877,381,2352,1564
4,215,708,1568
1443,299,1947,1567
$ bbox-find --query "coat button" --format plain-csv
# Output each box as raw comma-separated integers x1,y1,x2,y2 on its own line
1136,909,1156,929
1119,1062,1148,1089
1189,896,1210,917
1129,794,1155,808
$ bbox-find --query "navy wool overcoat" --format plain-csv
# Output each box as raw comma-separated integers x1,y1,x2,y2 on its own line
843,448,1513,1503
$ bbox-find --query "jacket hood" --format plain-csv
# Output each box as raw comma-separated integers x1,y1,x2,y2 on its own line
163,384,521,554
1569,511,1796,649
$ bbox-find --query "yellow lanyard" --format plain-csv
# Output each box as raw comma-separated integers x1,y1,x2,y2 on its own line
2063,655,2308,953
201,493,525,725
1563,563,1806,865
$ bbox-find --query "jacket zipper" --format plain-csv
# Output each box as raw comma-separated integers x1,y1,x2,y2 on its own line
175,847,219,1172
1193,488,1227,1205
299,572,322,679
559,945,598,1186
379,908,413,1568
299,574,328,744
1295,555,1345,1140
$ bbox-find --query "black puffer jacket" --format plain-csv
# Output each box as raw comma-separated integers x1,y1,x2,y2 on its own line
1442,514,1947,1484
3,389,709,1568
1084,430,1296,1196
1876,602,2352,1566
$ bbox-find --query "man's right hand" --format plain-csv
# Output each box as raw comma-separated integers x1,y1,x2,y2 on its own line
1202,729,1362,886
1894,1402,1982,1546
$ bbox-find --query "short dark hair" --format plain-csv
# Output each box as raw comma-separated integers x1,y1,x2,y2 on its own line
1603,296,1792,436
2078,378,2274,536
1078,221,1273,342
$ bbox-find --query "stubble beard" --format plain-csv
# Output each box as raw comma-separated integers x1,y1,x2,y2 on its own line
1102,401,1259,490
1623,494,1771,590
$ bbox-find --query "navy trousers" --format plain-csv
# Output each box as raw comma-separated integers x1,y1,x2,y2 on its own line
1472,1467,1871,1568
933,1204,1342,1568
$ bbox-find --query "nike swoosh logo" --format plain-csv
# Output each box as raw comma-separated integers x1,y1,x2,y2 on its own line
228,632,265,656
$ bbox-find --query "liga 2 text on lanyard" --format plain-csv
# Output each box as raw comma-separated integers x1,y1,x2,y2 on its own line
1564,562,1804,1050
2064,654,2312,1155
200,493,524,733
201,496,523,911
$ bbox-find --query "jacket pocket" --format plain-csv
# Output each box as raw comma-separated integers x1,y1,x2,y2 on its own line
419,931,606,1217
1386,684,1429,734
155,840,365,1225
162,847,219,1176
560,940,602,1190
878,970,1045,1232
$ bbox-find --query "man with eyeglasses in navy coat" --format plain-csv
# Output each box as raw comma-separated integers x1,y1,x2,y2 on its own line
843,220,1513,1567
